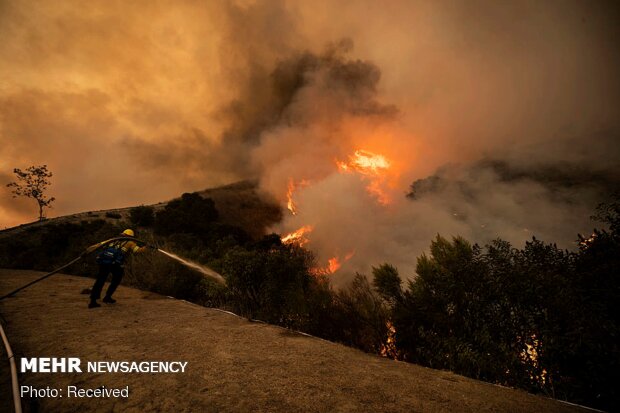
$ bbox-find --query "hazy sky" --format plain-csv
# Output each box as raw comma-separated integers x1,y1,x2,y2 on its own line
1,1,619,277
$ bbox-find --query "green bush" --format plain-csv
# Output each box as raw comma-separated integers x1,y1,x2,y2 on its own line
372,263,402,304
389,220,619,410
221,244,314,326
333,274,390,353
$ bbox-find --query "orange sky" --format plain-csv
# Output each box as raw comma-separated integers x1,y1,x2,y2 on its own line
1,0,619,228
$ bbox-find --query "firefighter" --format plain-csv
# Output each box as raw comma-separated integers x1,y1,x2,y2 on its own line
86,229,147,309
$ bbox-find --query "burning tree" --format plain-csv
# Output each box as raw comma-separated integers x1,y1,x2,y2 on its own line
6,164,56,221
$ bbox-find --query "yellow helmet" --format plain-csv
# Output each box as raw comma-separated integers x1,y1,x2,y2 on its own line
122,229,135,237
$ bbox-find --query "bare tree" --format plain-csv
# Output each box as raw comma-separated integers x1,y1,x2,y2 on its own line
7,165,56,221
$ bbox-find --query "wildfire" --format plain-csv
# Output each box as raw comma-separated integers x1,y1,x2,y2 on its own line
281,149,392,276
310,251,355,276
380,320,399,359
286,178,310,215
281,225,313,247
286,179,296,215
337,149,393,205
338,149,391,175
327,257,341,273
519,334,547,385
578,232,597,249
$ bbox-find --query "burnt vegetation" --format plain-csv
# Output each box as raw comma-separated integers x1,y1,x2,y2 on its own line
0,192,617,411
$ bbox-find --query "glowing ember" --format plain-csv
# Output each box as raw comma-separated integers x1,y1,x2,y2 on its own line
380,320,399,359
281,225,314,247
519,334,547,385
578,232,597,249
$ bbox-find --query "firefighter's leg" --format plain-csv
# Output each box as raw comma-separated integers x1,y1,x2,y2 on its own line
104,265,124,301
90,264,109,301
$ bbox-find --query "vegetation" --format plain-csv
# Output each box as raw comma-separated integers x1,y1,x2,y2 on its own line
386,201,619,411
0,191,617,411
129,205,155,227
154,193,218,236
6,165,56,221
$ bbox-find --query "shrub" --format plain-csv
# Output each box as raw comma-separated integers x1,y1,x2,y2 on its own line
130,205,155,227
333,274,390,353
372,263,402,305
221,244,314,326
388,225,619,411
155,193,219,236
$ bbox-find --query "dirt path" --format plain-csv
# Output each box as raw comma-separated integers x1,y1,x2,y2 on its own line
0,270,587,413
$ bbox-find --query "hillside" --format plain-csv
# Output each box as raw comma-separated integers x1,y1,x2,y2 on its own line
0,180,282,240
0,183,616,411
0,270,587,413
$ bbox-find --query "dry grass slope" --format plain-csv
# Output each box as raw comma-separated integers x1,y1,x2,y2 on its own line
0,270,587,413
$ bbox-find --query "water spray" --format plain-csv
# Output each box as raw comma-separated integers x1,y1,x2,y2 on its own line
156,249,226,285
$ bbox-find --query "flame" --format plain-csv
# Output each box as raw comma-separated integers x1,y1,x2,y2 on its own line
365,179,391,206
281,225,313,247
337,149,393,204
578,232,597,249
286,178,310,215
286,178,297,215
518,334,547,385
281,149,392,276
310,251,355,276
348,149,391,175
282,224,354,275
380,320,399,359
327,257,341,273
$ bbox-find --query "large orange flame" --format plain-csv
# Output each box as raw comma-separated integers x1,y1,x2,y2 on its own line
338,149,393,204
340,149,391,175
281,225,313,247
281,149,391,277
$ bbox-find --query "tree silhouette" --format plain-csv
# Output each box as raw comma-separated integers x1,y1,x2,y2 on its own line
7,165,56,221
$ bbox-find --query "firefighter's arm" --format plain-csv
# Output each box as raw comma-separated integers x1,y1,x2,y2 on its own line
129,241,148,254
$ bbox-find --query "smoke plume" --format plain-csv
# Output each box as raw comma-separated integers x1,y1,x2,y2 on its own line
1,1,619,281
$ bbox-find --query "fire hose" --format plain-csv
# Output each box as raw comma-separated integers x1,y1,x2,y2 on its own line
0,236,151,301
0,236,151,413
0,236,227,413
0,321,21,413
